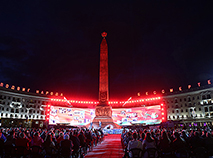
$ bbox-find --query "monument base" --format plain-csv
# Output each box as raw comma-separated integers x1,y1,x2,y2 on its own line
92,116,121,129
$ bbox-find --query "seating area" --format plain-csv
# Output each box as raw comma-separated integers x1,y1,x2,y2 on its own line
121,127,213,158
0,127,105,158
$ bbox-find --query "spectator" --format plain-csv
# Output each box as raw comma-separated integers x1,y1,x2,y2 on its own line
31,132,44,147
158,130,171,153
127,133,143,158
15,132,30,150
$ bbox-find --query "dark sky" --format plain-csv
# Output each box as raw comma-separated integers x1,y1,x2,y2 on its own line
0,1,213,101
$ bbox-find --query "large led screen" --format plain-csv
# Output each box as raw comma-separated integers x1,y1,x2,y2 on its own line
112,106,162,126
49,105,162,126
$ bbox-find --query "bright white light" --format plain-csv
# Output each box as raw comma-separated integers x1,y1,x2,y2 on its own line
122,97,132,107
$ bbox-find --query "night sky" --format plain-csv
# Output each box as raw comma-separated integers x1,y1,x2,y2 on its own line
1,1,213,101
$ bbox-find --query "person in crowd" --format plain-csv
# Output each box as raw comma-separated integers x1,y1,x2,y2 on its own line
31,132,44,147
43,133,57,155
142,132,158,158
158,130,171,153
60,134,73,157
189,131,204,150
70,131,80,157
127,132,143,158
172,132,187,151
57,132,64,145
142,132,156,150
4,130,16,146
15,132,30,150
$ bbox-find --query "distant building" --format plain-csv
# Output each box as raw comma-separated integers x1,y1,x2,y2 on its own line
0,87,49,127
162,85,213,127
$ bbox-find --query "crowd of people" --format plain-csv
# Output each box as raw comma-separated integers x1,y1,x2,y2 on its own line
121,126,213,158
0,127,104,158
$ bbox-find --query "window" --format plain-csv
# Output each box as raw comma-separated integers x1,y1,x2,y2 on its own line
197,96,199,99
175,99,178,103
15,109,19,113
199,108,201,111
176,110,179,113
11,109,14,113
6,108,9,111
209,107,213,111
181,104,183,107
180,99,182,102
185,104,187,107
190,109,192,112
207,94,211,99
172,110,174,113
184,98,186,101
186,109,188,112
177,116,179,119
7,96,11,100
192,97,195,100
205,107,208,112
173,116,175,119
181,109,183,112
202,95,206,100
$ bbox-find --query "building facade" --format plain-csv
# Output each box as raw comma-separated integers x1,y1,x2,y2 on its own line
162,85,213,127
0,87,49,127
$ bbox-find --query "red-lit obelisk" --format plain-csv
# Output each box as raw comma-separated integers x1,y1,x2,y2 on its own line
92,32,120,129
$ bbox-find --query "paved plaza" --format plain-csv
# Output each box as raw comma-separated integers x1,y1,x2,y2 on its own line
85,134,124,158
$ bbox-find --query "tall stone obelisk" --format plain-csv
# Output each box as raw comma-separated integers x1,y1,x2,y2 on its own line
99,32,109,105
92,32,120,129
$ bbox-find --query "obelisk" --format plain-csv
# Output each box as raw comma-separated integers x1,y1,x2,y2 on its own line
99,32,109,105
92,32,120,129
